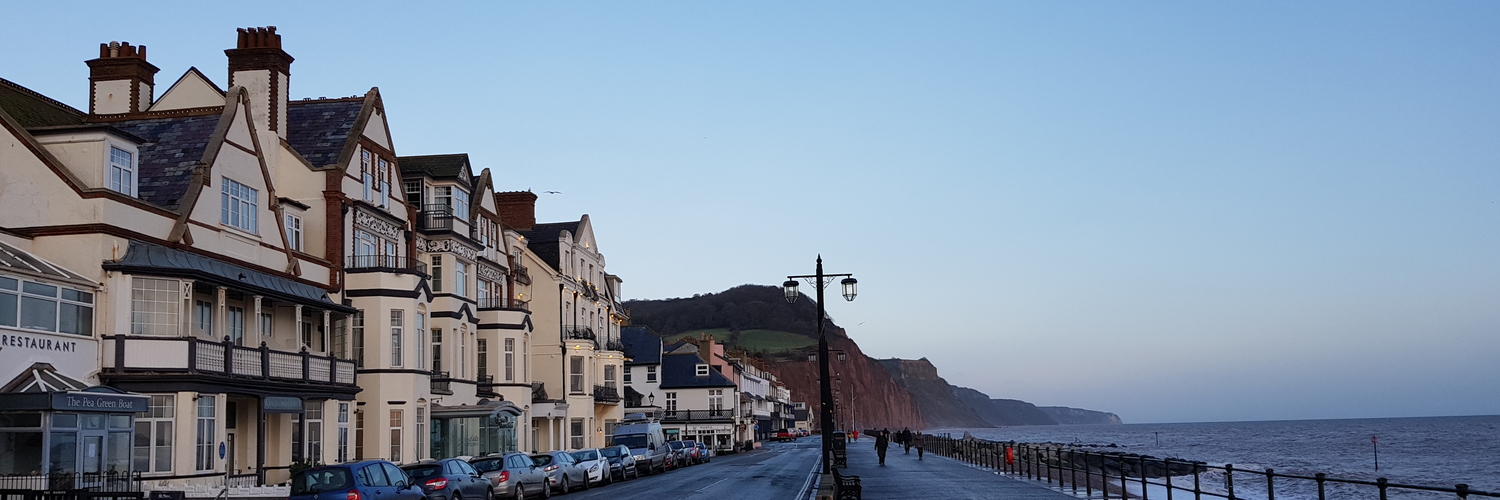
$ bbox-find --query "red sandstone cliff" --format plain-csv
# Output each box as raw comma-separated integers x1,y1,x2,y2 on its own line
753,328,926,431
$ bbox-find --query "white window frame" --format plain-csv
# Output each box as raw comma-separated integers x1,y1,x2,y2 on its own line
195,395,216,471
415,313,426,370
220,177,259,234
133,394,174,474
107,145,135,196
389,410,403,463
390,310,404,367
455,261,468,298
285,213,303,251
130,278,179,336
337,403,350,463
503,338,514,382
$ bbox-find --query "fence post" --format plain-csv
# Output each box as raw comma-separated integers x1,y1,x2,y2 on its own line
1315,473,1326,500
1085,450,1093,498
1140,456,1148,500
1071,448,1079,493
1165,459,1173,500
1194,462,1202,500
1378,478,1388,500
1457,484,1470,500
1266,469,1275,500
1226,464,1236,500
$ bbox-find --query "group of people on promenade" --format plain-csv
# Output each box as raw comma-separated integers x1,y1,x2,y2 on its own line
868,427,925,465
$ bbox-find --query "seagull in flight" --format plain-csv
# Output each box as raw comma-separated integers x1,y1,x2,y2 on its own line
543,191,562,195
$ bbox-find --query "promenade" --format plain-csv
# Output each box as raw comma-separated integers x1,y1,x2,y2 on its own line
835,436,1082,500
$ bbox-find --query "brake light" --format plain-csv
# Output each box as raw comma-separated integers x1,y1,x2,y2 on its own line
544,465,558,472
346,490,361,500
424,478,448,490
496,471,510,483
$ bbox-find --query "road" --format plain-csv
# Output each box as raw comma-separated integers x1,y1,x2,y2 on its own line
560,439,821,500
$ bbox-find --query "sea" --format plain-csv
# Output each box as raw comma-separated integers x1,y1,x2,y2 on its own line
932,415,1500,500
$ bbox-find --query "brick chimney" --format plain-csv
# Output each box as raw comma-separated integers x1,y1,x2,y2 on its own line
495,191,538,230
225,26,293,138
86,41,159,115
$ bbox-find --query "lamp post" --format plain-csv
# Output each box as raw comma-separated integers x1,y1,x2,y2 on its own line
783,255,857,474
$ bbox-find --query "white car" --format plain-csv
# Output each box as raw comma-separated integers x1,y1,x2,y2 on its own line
569,448,611,486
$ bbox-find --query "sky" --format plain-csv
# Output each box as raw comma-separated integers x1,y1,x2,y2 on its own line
5,2,1498,424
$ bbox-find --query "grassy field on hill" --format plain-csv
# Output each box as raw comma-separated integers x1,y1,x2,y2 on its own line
663,328,815,353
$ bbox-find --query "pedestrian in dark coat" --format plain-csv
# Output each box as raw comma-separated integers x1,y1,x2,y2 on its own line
900,427,913,454
875,429,890,465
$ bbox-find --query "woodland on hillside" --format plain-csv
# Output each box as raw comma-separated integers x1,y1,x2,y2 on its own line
625,284,839,339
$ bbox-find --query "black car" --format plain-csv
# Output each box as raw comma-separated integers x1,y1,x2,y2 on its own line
401,458,493,500
599,444,639,481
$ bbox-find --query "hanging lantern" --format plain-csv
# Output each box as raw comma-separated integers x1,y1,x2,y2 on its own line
783,279,800,303
840,277,858,301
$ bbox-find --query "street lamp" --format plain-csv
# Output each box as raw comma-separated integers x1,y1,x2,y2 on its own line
784,255,857,474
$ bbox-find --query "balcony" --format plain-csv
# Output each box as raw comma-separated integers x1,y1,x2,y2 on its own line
593,385,620,404
660,409,736,422
346,255,427,276
564,326,596,343
477,298,529,312
477,375,497,398
419,204,453,231
102,336,357,394
515,266,531,286
603,338,624,351
431,370,453,395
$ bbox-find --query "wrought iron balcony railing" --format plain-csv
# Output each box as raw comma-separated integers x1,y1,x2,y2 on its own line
346,255,427,275
661,408,737,422
565,326,596,342
431,370,453,395
593,384,620,403
419,204,453,231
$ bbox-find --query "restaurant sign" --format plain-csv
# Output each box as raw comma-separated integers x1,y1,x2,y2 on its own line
51,392,147,412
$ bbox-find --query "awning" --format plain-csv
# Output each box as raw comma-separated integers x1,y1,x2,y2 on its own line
0,363,147,412
103,240,355,313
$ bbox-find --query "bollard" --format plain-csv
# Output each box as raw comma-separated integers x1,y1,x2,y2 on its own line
1378,478,1388,500
1225,464,1236,500
1457,484,1470,500
1315,473,1325,500
1266,468,1275,500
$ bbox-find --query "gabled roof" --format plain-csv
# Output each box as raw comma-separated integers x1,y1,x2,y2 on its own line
519,221,580,271
285,98,364,168
659,352,737,389
0,77,84,128
0,363,90,394
398,153,473,184
110,114,223,209
0,240,95,286
621,326,662,366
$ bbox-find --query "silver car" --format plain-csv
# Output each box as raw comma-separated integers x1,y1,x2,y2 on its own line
469,453,549,500
530,451,589,494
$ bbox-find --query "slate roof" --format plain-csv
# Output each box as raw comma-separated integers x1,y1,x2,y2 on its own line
519,221,580,272
110,114,223,210
103,240,355,313
399,154,472,184
286,98,363,168
621,326,662,366
659,352,737,389
0,77,84,128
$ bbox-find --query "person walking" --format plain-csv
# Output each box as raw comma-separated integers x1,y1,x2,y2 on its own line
875,429,890,466
900,427,913,454
915,431,925,460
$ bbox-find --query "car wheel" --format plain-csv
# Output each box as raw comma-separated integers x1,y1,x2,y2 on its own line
515,485,525,500
452,492,462,500
581,474,589,490
560,476,569,494
539,481,550,500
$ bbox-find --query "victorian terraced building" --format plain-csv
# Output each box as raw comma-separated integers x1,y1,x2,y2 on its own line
0,27,626,491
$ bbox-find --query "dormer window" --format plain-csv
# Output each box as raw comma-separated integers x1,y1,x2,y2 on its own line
107,146,135,196
696,363,709,377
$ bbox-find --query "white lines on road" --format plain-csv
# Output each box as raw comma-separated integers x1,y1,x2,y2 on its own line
796,454,821,500
694,476,731,493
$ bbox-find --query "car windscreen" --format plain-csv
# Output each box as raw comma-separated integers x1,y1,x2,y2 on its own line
613,434,648,449
600,447,623,458
470,458,504,473
530,455,554,466
571,450,599,461
291,468,353,495
668,441,687,450
401,465,442,480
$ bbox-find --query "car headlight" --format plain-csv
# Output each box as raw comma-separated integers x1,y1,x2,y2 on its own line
633,455,645,461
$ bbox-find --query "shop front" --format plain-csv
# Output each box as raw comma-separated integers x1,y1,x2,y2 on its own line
0,366,146,489
430,401,523,458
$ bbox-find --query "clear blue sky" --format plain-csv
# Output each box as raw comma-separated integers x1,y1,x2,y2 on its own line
7,2,1499,424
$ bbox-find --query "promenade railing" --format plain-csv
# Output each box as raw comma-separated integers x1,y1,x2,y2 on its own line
921,435,1499,500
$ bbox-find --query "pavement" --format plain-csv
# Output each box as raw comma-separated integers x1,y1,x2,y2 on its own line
561,439,822,500
838,436,1084,500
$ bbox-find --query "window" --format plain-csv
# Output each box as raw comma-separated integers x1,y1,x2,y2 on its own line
260,312,273,337
433,186,452,213
404,180,423,206
431,256,443,293
130,278,178,336
1,277,92,335
337,403,349,463
415,314,426,370
354,410,364,460
569,356,584,394
604,365,616,389
285,213,303,251
220,178,259,233
503,338,514,382
107,146,134,196
477,339,488,380
194,300,213,337
227,306,244,345
389,410,403,463
415,407,425,461
195,395,216,471
390,310,404,367
431,329,443,373
331,316,347,358
646,366,657,383
454,261,467,298
361,150,373,202
353,312,365,368
305,401,323,463
453,188,470,219
696,364,709,377
133,395,174,473
664,392,677,416
623,367,631,384
378,158,391,208
709,389,724,414
570,418,584,450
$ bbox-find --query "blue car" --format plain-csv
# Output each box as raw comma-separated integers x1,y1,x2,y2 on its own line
291,460,425,500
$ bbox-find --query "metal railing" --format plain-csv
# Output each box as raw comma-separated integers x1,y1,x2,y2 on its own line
0,471,141,492
515,266,532,286
593,385,620,403
603,339,624,351
346,255,427,275
477,375,497,397
419,205,453,231
430,371,453,395
922,437,1500,500
564,326,596,342
106,336,357,386
660,409,736,421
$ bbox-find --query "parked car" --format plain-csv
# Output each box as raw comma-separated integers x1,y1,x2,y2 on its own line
693,442,711,463
667,440,696,466
599,444,639,481
613,415,669,474
290,460,425,500
401,458,493,500
469,453,549,500
774,430,798,442
569,448,611,486
531,451,589,494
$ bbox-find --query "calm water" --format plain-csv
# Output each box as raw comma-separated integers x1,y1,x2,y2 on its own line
934,415,1500,499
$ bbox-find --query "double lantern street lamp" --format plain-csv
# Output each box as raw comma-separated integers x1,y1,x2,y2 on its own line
782,255,857,474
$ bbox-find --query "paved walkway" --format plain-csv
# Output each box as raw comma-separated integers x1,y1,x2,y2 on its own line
837,437,1081,500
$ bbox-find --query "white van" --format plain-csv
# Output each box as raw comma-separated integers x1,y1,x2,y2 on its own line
612,413,669,474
